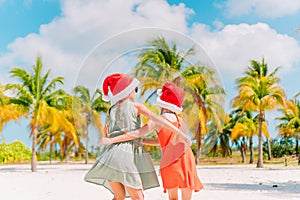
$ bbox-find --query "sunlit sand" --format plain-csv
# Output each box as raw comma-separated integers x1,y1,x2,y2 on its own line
0,163,299,200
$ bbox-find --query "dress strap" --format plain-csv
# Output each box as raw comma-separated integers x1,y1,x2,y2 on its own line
162,112,181,128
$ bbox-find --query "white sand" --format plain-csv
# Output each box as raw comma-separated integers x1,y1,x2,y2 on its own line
0,163,299,200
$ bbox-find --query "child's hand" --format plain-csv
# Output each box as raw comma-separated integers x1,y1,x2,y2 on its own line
99,138,112,146
185,137,192,146
178,131,192,146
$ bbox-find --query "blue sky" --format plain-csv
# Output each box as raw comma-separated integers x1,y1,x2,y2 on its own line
1,0,300,149
0,0,61,51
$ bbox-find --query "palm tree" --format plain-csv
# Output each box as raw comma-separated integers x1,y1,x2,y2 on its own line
224,109,248,162
181,65,226,163
0,85,27,142
74,86,109,164
224,109,249,162
134,37,195,101
134,37,226,164
36,94,80,163
6,56,69,172
204,124,232,158
232,58,286,168
231,114,269,163
276,95,300,165
215,114,234,158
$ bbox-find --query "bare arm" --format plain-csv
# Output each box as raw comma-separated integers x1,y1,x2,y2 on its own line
135,102,192,145
100,103,191,146
142,138,160,146
99,120,158,145
102,124,108,138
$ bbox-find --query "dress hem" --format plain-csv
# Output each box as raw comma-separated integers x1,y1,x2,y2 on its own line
85,179,160,198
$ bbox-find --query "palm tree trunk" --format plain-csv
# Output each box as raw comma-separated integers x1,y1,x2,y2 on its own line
195,94,206,165
145,90,157,103
49,134,53,164
241,147,246,163
85,130,89,164
195,123,202,164
257,112,264,168
31,124,38,172
212,144,217,157
296,134,300,165
227,147,232,158
267,138,272,160
64,137,69,163
295,135,299,157
241,138,247,163
249,136,254,164
54,143,58,160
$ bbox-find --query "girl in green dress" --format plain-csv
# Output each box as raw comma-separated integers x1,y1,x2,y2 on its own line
84,73,160,200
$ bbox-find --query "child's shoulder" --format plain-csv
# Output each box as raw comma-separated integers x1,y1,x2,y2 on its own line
133,102,149,116
162,113,178,123
133,102,145,108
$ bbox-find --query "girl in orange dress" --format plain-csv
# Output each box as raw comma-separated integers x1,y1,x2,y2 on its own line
100,82,203,200
154,110,203,199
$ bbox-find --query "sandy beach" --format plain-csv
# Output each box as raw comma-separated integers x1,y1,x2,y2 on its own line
0,163,299,200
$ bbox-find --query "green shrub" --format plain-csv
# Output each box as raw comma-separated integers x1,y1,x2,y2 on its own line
0,141,31,164
263,137,295,158
37,152,52,161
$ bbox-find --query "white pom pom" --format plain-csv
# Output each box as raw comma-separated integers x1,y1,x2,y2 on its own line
102,95,110,102
157,89,162,96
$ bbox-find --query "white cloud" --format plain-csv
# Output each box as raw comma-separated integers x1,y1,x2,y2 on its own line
0,0,193,91
224,0,300,18
190,22,300,79
1,0,300,142
1,0,300,97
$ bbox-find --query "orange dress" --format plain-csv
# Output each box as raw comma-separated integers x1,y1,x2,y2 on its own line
157,120,203,193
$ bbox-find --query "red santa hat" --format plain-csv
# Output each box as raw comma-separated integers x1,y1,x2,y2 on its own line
156,82,185,114
102,73,140,103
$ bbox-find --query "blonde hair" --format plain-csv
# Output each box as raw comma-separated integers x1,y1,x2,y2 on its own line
104,99,128,136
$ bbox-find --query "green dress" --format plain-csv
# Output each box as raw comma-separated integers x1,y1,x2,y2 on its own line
84,100,159,196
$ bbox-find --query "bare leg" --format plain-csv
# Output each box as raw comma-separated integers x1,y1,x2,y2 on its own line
109,182,126,200
181,188,192,200
125,186,144,200
167,188,179,200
